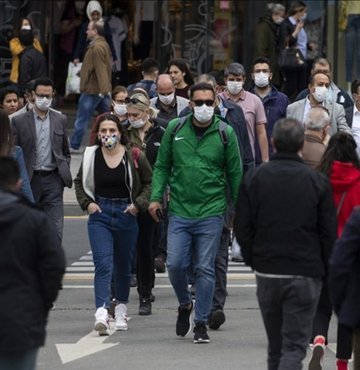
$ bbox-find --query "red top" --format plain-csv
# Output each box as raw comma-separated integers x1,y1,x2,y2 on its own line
330,161,360,237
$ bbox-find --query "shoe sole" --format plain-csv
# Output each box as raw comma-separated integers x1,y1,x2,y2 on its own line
194,338,210,344
209,310,226,330
94,322,110,336
176,300,195,337
115,325,128,331
308,345,324,370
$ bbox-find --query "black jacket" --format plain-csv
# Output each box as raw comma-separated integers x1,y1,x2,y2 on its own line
18,46,47,95
234,152,337,277
0,190,65,354
329,208,360,329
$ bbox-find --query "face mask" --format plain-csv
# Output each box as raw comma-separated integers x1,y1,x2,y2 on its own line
113,103,127,116
274,17,284,25
226,80,243,95
193,104,214,124
254,72,270,88
312,86,328,103
158,93,175,106
35,96,52,111
99,134,119,150
21,25,31,31
129,117,146,129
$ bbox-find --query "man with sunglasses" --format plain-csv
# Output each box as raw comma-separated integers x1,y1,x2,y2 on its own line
149,82,242,344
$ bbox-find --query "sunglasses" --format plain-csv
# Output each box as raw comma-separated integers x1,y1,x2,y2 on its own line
125,97,148,106
192,99,215,107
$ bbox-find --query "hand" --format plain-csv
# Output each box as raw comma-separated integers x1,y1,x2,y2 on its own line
73,58,80,65
148,201,163,222
308,42,317,51
124,203,138,216
87,202,102,214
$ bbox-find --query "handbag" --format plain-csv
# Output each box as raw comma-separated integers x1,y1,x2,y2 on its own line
278,37,307,71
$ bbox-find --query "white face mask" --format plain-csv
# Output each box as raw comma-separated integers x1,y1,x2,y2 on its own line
300,13,307,21
226,80,243,95
254,72,270,88
21,25,31,31
35,96,52,111
158,93,175,106
312,86,328,103
274,17,284,25
193,104,214,124
113,103,127,116
129,117,146,129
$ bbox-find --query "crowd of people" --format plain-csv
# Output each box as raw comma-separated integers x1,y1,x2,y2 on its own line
1,1,360,370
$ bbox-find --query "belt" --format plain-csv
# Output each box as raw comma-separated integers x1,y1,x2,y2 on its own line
33,169,58,176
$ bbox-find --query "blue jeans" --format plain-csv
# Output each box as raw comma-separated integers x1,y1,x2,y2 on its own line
167,215,223,323
0,348,38,370
88,197,138,308
70,93,110,149
345,15,360,82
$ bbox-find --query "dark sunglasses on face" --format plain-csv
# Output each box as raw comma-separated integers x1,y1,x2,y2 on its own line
192,99,215,107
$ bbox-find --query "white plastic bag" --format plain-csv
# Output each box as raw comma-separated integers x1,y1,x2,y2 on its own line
65,62,82,96
231,236,243,262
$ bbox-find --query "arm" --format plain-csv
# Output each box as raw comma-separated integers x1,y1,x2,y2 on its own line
133,151,153,212
61,115,71,166
256,123,269,162
329,209,360,314
33,38,43,53
93,47,112,94
104,22,117,62
14,146,34,203
18,52,31,96
74,162,94,211
335,104,352,134
72,22,87,61
9,38,24,57
254,22,270,58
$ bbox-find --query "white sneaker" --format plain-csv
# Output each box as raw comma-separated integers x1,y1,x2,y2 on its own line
94,307,110,336
115,303,128,331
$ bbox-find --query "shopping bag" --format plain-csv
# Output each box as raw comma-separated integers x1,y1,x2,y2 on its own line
65,62,82,96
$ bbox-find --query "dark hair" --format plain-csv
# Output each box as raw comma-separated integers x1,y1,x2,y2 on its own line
91,113,128,146
308,71,330,86
288,0,306,16
252,56,271,70
351,79,360,95
0,87,19,105
33,78,55,91
209,70,225,86
318,132,360,176
26,80,36,94
189,82,215,100
272,118,304,153
0,157,20,190
112,85,128,99
19,29,34,46
312,57,332,72
142,57,160,75
0,109,12,156
13,17,34,37
168,58,194,86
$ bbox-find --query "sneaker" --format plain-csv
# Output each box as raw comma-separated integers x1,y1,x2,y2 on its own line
176,300,194,337
94,307,110,336
309,336,326,370
154,256,166,273
139,297,152,315
115,303,128,331
208,309,226,330
193,322,210,343
336,360,349,370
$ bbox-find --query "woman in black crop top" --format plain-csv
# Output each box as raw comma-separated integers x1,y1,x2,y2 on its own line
74,113,152,335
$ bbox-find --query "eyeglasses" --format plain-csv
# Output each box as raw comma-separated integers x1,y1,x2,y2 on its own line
192,100,215,107
114,99,126,104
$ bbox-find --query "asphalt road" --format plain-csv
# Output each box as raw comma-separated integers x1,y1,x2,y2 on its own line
33,217,343,370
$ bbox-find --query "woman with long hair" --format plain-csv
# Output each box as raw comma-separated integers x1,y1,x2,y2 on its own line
310,132,360,370
167,58,194,99
0,108,33,202
74,113,152,335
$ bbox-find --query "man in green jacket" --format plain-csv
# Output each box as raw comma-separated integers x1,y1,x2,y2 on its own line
149,82,242,343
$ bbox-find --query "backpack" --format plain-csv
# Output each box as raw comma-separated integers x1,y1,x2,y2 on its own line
170,115,229,147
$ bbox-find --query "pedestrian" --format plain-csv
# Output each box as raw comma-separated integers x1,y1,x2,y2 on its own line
309,132,360,370
0,156,65,370
9,80,36,122
74,113,152,335
329,208,360,370
126,92,165,315
347,79,360,155
149,82,242,343
234,118,337,369
167,58,194,99
219,62,269,165
0,87,19,116
11,77,72,240
301,106,329,168
70,19,112,153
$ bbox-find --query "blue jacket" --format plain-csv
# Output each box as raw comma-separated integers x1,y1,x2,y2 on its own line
12,146,34,203
179,98,254,173
250,85,289,158
329,208,360,329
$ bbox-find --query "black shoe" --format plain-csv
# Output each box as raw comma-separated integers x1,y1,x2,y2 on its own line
130,275,137,287
193,322,210,343
150,293,155,302
154,256,166,273
139,298,152,316
208,309,226,330
176,300,194,337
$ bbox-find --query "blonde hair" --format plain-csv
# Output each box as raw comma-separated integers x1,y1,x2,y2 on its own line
128,92,158,118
